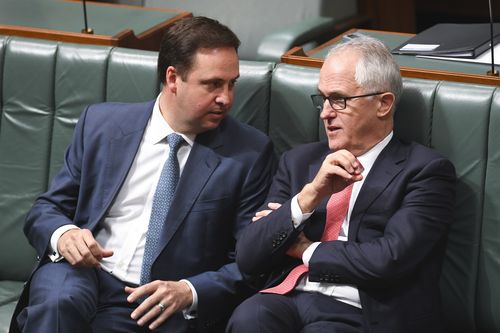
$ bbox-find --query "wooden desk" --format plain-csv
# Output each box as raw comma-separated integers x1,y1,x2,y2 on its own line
282,28,500,86
0,0,191,51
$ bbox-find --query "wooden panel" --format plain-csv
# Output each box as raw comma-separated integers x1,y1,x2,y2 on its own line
0,0,191,51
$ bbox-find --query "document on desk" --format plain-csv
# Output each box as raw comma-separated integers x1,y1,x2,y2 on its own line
392,23,500,58
417,43,500,65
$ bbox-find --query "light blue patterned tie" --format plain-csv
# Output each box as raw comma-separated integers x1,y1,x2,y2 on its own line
140,133,184,284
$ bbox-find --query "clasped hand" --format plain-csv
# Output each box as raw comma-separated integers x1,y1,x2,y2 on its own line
298,149,363,213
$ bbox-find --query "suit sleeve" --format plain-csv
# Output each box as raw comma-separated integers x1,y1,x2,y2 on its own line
236,150,306,276
186,139,277,324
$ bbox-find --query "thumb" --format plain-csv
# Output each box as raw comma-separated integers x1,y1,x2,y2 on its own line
98,244,114,258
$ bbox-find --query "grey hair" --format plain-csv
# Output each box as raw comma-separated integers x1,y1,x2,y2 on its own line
326,35,403,105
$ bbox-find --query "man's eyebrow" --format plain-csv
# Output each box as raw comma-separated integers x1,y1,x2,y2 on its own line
200,78,223,84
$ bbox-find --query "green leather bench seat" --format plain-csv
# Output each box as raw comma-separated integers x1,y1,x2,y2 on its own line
1,35,499,332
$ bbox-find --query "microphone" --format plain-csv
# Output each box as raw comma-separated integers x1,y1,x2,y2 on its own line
81,0,94,34
487,0,498,75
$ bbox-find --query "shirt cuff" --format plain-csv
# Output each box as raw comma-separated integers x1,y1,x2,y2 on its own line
302,242,321,268
49,225,79,262
291,194,314,228
180,279,198,319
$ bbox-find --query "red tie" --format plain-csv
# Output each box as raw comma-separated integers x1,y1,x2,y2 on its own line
261,184,353,295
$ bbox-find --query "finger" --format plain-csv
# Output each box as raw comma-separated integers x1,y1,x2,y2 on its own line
327,150,360,174
58,230,81,264
252,209,273,222
129,282,159,320
124,286,136,296
136,301,164,327
148,303,176,330
267,202,282,210
331,154,357,174
82,231,114,261
131,283,164,325
127,282,153,303
61,243,79,265
331,164,356,181
81,230,104,263
255,209,272,217
63,239,86,266
74,236,100,267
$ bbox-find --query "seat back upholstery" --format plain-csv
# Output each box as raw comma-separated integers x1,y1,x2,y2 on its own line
477,90,500,332
0,36,499,332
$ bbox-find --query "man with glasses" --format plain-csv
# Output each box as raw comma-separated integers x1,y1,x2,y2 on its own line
227,36,456,332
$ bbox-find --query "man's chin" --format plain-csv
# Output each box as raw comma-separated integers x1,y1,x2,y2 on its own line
327,138,344,151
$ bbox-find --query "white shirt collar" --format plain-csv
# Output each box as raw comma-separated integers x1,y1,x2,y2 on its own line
148,94,196,146
357,131,394,178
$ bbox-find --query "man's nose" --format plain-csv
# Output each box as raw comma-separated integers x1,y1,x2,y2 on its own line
216,87,232,105
320,106,337,119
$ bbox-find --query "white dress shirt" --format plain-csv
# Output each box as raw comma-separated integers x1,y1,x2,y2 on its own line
49,94,199,313
291,132,393,308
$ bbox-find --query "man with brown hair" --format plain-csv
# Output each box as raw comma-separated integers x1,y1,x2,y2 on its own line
12,16,275,333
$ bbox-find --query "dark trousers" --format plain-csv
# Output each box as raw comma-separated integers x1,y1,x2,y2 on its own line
226,290,364,333
16,262,191,333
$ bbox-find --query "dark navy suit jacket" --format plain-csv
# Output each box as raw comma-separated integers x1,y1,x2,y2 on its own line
16,100,276,331
236,138,456,333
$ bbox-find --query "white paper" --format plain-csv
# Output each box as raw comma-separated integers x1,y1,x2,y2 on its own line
400,43,440,52
417,43,500,65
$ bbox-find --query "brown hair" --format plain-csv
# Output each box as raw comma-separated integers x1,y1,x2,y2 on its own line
157,16,240,84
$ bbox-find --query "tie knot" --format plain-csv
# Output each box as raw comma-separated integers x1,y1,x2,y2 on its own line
167,133,184,153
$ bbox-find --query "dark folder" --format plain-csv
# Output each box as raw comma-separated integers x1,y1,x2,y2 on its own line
392,23,500,58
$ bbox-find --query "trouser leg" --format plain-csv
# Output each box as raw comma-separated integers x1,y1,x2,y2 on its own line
17,262,98,333
226,293,301,333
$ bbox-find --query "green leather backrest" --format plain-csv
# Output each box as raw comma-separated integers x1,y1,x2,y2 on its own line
268,64,321,156
0,37,56,280
477,90,500,332
431,82,495,333
232,61,274,134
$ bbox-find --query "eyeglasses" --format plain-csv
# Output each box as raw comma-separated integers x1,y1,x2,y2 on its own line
310,92,385,112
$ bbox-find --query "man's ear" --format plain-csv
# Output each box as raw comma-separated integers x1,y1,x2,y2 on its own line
377,92,395,118
165,66,178,94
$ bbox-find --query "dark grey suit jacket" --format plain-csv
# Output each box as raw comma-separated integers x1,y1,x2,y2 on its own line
236,138,456,333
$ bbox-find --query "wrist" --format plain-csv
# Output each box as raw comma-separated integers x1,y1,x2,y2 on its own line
297,183,321,213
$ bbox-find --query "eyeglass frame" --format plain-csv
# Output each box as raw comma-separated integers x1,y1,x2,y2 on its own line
310,91,386,112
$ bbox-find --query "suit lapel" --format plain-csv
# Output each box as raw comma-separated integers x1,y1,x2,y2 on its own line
348,138,408,239
95,102,154,225
155,128,222,257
